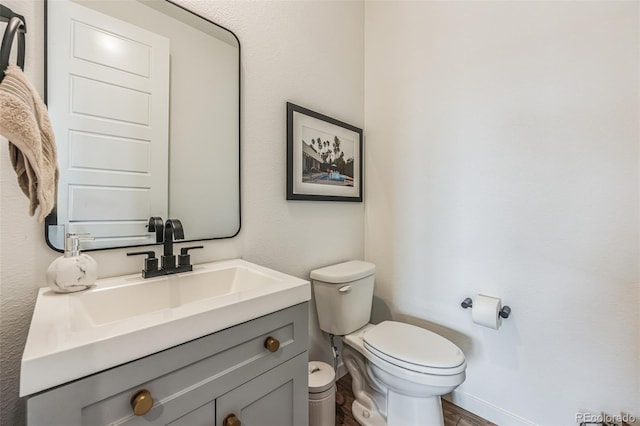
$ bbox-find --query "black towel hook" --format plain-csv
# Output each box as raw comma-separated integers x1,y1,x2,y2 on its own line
0,3,27,81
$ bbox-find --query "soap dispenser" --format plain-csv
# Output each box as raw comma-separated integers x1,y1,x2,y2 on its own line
46,233,98,293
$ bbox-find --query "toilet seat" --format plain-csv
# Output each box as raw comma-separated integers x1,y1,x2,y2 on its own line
362,321,466,376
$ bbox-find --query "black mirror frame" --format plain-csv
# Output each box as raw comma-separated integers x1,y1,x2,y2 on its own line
43,0,242,253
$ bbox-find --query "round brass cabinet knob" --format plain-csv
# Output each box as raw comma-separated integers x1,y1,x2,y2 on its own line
264,336,280,352
224,413,242,426
130,389,153,416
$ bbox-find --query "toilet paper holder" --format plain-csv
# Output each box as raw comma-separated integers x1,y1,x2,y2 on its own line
461,297,511,319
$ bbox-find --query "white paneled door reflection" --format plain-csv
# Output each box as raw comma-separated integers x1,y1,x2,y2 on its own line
48,0,169,249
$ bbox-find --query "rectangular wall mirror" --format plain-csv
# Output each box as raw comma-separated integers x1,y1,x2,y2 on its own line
45,0,240,251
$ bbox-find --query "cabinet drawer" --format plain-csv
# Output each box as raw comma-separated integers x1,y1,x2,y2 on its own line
27,303,308,426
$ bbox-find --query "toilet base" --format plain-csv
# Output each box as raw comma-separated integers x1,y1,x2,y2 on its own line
352,399,386,426
351,395,444,426
387,390,443,426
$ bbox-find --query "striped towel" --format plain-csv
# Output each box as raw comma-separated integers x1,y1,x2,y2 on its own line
0,64,58,222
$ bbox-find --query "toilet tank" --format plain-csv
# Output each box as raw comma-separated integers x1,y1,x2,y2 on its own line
310,260,375,335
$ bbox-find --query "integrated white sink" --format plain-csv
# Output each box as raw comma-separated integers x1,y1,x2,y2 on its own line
71,265,282,329
21,259,310,396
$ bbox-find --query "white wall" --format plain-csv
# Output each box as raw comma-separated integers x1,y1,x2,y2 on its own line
364,1,639,424
1,2,48,424
0,1,364,424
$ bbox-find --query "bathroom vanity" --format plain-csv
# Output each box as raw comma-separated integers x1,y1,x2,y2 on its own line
27,304,308,425
26,1,310,422
21,260,310,426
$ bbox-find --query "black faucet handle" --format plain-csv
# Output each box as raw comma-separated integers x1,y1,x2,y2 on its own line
147,217,164,243
180,246,204,256
127,250,156,258
127,250,159,273
178,245,203,267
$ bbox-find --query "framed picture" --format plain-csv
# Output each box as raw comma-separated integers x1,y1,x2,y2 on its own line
286,102,363,202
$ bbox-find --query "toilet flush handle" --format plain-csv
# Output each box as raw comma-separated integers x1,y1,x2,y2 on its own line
339,285,351,294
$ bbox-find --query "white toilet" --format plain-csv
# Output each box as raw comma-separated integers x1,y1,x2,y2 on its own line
311,260,466,426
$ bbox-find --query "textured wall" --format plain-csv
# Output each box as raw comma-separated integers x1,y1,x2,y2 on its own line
0,2,48,424
364,1,639,424
0,1,364,424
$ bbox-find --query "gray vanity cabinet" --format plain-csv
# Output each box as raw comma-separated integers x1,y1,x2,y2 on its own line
26,303,309,426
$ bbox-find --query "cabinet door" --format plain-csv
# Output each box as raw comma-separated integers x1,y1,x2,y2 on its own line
216,353,308,426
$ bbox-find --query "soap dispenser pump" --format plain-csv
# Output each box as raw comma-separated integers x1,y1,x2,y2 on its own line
46,233,98,293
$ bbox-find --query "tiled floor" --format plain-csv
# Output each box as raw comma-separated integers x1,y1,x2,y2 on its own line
335,374,495,426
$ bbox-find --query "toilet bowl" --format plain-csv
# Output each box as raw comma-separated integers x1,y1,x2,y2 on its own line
343,323,465,426
311,261,466,426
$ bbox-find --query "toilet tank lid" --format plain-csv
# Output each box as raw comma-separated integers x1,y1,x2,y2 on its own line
310,260,375,283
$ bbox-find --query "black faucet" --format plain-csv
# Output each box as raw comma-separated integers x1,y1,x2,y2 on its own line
161,219,184,269
127,217,203,278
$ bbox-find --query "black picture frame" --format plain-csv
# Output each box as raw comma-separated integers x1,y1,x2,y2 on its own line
286,102,363,202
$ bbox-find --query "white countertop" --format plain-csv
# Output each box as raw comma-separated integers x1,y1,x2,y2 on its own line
20,259,310,396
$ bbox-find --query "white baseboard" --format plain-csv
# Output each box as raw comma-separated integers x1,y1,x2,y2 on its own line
444,390,537,426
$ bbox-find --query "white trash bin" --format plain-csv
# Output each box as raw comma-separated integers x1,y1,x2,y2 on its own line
308,361,336,426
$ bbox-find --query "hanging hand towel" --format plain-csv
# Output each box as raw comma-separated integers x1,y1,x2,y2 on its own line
0,64,58,222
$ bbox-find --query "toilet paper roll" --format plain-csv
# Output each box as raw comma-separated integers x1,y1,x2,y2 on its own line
472,294,502,329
